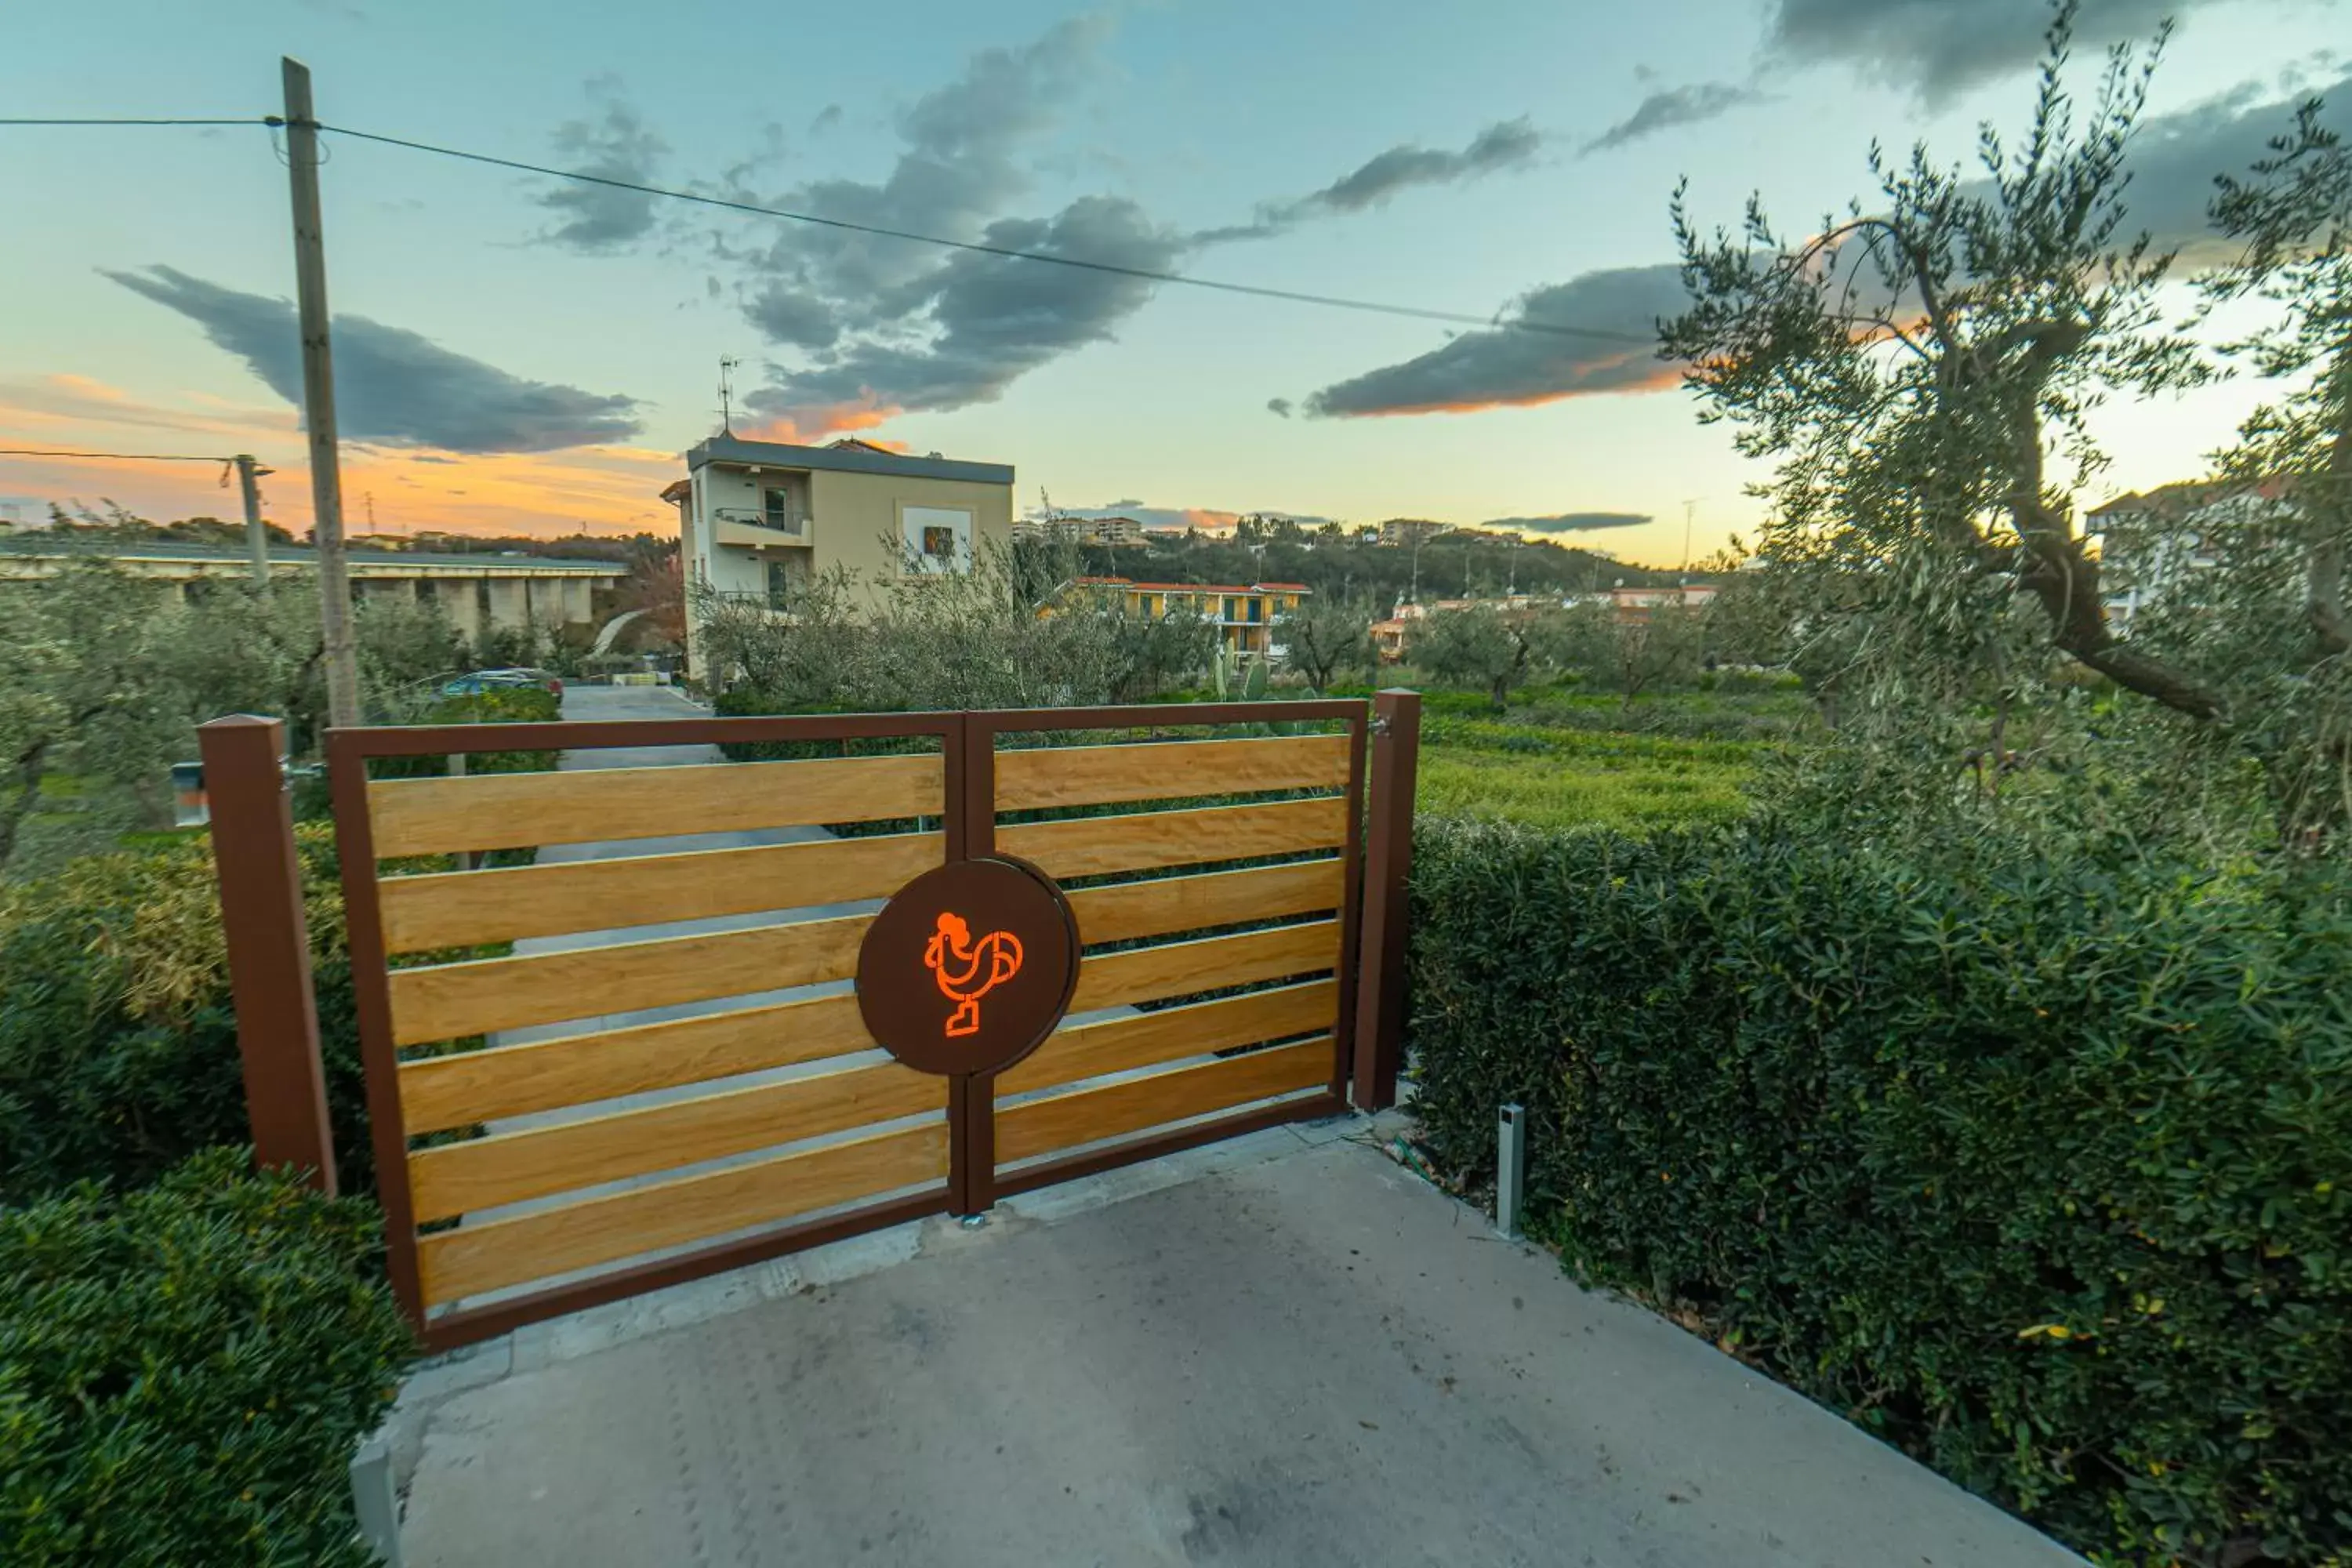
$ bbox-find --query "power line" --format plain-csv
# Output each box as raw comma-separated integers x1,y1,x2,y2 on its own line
0,110,1657,346
309,121,1657,346
0,447,234,463
0,116,263,127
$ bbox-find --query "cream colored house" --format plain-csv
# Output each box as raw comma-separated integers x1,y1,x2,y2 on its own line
664,434,1015,679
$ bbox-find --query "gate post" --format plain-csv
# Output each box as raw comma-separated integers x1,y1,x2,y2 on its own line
198,715,338,1195
1350,689,1420,1111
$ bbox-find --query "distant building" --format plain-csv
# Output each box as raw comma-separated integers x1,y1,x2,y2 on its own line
1609,584,1716,624
1014,514,1146,547
0,537,622,638
2085,478,2288,630
1072,575,1310,655
0,496,45,532
664,434,1015,680
1379,519,1450,548
1369,594,1558,662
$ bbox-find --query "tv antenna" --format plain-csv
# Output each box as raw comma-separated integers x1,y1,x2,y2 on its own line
718,356,741,436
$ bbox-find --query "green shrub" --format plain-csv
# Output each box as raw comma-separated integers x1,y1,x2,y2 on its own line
0,1149,410,1566
0,832,369,1203
1408,815,2352,1566
370,685,561,780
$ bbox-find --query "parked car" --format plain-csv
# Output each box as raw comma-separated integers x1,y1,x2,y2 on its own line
440,667,563,698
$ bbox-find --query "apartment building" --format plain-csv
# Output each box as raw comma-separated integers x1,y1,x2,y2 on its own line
1073,575,1311,655
663,434,1014,677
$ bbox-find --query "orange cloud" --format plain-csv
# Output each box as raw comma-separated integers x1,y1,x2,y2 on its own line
1181,508,1240,532
736,397,904,446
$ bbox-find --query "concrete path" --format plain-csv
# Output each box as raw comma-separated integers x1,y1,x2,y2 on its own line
394,1131,2075,1568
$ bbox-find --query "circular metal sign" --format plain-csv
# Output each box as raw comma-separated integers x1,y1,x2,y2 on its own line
855,855,1080,1076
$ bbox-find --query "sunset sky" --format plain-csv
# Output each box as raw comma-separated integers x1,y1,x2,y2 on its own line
2,0,2344,566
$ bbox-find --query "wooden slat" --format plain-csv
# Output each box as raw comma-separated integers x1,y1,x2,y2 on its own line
417,1122,948,1306
993,734,1348,812
378,831,941,953
1068,919,1341,1014
368,752,943,858
398,993,871,1135
1062,858,1342,948
996,1039,1330,1164
407,1058,942,1223
387,913,866,1046
998,796,1348,881
1000,979,1338,1097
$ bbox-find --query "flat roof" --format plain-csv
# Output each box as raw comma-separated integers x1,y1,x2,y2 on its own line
688,434,1014,487
0,537,625,573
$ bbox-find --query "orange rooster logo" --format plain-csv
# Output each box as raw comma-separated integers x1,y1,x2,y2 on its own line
923,910,1024,1037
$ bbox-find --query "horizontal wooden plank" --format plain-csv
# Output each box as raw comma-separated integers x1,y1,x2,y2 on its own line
1062,858,1343,948
1000,979,1338,1098
368,751,944,858
417,1122,948,1307
378,830,941,954
398,993,871,1135
387,913,867,1047
1067,919,1341,1014
993,734,1348,812
407,1058,943,1223
997,796,1348,881
996,1039,1330,1165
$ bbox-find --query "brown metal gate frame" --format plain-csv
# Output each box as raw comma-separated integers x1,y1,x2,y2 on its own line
200,691,1419,1349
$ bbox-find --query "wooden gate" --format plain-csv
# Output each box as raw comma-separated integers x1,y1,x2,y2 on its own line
200,695,1418,1350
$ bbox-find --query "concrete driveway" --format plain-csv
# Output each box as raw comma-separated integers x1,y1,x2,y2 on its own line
388,684,2076,1566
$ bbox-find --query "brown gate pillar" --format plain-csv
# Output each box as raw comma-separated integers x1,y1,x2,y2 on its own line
1350,688,1420,1111
199,714,338,1194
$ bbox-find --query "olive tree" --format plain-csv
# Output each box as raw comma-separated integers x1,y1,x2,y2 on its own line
1277,594,1374,689
1664,7,2216,750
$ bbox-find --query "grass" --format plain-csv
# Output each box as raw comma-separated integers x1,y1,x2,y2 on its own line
1411,708,1779,833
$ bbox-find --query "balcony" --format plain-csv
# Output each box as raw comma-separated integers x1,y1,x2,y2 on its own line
711,506,811,548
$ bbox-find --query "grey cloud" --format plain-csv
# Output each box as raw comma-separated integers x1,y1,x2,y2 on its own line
1489,512,1651,532
1305,266,1684,418
1198,119,1544,242
105,266,641,452
746,284,841,350
809,103,844,135
1267,397,1293,418
1305,64,2352,419
1767,0,2229,104
1303,118,1542,213
745,196,1181,424
733,15,1110,368
1583,84,1766,154
536,78,668,252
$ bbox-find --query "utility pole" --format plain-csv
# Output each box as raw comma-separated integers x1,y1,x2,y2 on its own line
281,56,361,729
233,454,272,588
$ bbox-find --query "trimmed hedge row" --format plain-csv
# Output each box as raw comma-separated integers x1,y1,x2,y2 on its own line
1407,816,2352,1566
0,830,369,1204
0,1149,410,1566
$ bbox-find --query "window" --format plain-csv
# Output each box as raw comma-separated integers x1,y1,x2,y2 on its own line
766,559,793,612
762,487,793,528
901,505,974,574
1248,597,1264,622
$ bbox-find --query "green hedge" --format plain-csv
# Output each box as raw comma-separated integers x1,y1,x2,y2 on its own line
370,685,562,779
0,1149,409,1566
1408,816,2352,1566
0,832,368,1204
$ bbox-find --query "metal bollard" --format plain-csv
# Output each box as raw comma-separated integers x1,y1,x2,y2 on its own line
1496,1103,1526,1240
349,1431,402,1565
